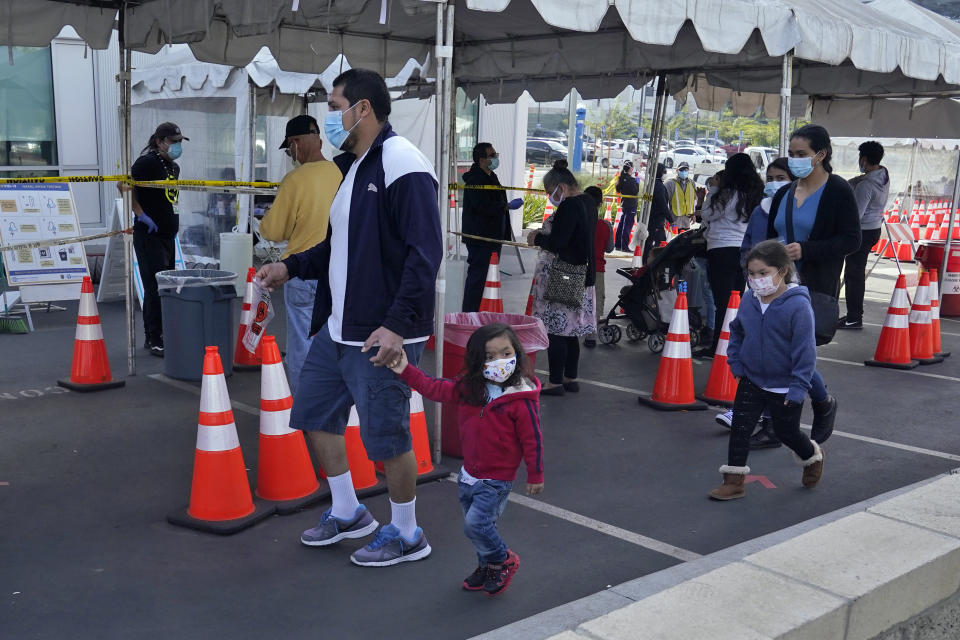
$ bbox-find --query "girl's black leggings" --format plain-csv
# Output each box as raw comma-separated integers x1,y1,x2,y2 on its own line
728,378,816,467
547,334,580,384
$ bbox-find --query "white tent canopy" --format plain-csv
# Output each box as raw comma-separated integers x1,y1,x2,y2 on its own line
4,0,960,103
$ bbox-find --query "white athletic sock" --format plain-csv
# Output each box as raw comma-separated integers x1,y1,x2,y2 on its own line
327,471,361,520
390,498,418,540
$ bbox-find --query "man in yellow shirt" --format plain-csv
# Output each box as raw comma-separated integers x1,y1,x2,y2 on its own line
260,114,342,395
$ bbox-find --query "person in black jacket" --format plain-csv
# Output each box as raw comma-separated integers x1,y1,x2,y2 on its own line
526,160,597,396
642,163,675,265
760,124,858,448
130,122,187,357
614,160,640,251
461,142,523,311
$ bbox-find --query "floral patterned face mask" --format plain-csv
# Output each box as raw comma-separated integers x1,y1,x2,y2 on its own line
483,357,516,383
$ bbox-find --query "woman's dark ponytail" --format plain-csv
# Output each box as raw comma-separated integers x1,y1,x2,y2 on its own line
543,158,579,193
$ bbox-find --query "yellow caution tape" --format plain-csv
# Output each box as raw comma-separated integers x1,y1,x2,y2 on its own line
454,182,651,202
0,228,132,253
0,174,280,189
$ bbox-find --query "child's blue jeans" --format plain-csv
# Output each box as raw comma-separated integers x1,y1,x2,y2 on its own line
458,471,512,565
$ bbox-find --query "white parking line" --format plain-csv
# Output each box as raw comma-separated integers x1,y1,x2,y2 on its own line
863,321,960,338
444,474,701,562
148,374,261,416
542,371,960,462
816,356,960,383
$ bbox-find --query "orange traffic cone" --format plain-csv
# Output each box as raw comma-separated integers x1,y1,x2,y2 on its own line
409,391,435,475
478,252,504,313
909,272,944,365
928,270,951,358
698,291,740,407
234,267,263,370
638,290,707,411
525,277,536,316
255,336,324,514
57,276,124,392
631,245,643,269
168,346,275,534
865,275,919,370
345,407,378,490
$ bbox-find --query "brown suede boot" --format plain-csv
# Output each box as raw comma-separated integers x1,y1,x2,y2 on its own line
799,441,824,488
708,465,749,500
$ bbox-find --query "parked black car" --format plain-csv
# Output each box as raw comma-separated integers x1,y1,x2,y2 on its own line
526,139,568,166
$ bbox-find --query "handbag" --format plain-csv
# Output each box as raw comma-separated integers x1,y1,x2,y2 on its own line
784,183,839,346
544,258,587,307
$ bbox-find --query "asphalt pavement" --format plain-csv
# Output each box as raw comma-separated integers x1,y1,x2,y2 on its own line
2,249,959,639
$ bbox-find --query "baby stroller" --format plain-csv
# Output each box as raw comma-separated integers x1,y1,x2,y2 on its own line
597,226,709,353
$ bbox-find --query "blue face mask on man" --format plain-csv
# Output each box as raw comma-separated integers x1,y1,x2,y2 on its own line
488,157,500,171
167,141,182,160
677,170,688,180
324,102,363,150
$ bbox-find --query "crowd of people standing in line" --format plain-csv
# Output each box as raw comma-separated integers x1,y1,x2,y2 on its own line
133,83,890,594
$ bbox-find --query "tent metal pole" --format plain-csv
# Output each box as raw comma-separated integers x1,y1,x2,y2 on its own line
433,1,454,464
940,150,960,300
639,73,667,227
119,3,136,376
778,52,793,157
248,83,256,235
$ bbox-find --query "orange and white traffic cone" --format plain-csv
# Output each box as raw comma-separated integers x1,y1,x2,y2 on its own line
57,276,124,392
928,269,951,358
374,390,435,477
865,274,918,370
409,391,435,475
344,407,378,491
255,336,324,514
638,290,707,411
525,277,536,316
909,272,944,365
168,346,274,534
698,291,740,407
478,252,504,313
233,267,263,370
631,245,643,269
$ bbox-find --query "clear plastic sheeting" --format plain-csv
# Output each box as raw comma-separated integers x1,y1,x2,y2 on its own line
832,138,960,201
156,269,237,293
443,312,549,352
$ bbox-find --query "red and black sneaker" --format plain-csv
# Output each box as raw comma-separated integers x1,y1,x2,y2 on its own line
462,565,487,591
483,550,520,596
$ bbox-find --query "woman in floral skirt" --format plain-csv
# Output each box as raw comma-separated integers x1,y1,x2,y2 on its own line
526,159,596,396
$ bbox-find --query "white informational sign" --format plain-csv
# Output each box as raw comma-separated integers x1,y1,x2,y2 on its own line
97,198,185,307
0,183,90,286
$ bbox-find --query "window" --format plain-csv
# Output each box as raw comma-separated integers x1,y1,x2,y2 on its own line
455,88,478,165
0,47,58,168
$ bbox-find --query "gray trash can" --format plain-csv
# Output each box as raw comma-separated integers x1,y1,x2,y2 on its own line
157,269,238,381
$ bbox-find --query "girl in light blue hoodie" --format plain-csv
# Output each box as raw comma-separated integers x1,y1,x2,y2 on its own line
709,240,825,501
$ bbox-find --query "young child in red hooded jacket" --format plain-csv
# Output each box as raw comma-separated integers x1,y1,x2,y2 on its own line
389,323,543,597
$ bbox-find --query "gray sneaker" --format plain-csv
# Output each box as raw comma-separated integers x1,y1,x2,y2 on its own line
300,505,379,547
350,524,432,567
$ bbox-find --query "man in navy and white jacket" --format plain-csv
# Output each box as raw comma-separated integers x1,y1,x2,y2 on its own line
257,69,441,567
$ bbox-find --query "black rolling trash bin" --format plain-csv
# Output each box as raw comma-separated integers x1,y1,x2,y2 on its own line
157,269,238,381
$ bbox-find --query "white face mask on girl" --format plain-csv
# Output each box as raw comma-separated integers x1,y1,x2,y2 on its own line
483,357,516,384
548,185,564,208
748,273,783,297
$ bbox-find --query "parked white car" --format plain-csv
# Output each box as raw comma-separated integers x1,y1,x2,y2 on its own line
661,146,714,168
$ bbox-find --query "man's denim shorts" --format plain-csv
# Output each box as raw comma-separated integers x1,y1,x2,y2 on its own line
290,322,426,461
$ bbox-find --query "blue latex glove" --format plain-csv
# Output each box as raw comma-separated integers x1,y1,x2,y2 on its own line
137,213,159,234
508,198,524,210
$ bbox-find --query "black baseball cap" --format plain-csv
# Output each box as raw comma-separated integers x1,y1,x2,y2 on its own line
155,122,188,141
280,115,320,149
678,161,690,170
